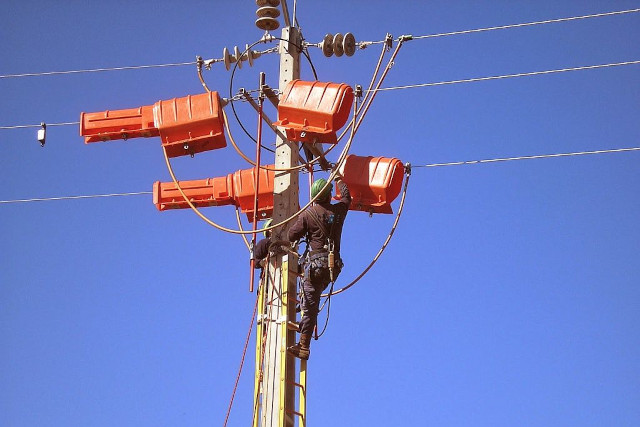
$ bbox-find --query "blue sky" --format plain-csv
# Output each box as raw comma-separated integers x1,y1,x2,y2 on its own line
1,1,639,426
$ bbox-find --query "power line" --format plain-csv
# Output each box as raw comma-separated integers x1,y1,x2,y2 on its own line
2,59,638,131
0,191,152,205
414,147,640,168
2,147,638,205
0,62,196,79
2,9,636,81
361,8,640,45
0,121,79,130
372,60,640,92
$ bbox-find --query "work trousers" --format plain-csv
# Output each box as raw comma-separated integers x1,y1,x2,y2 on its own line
299,253,339,336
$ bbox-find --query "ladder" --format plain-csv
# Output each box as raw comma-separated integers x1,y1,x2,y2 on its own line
253,256,306,427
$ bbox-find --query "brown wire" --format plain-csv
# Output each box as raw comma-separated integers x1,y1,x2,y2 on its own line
323,169,412,297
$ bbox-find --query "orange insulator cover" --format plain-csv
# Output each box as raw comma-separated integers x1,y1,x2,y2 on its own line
80,92,226,158
81,106,158,142
337,155,405,214
154,92,226,158
230,166,275,222
275,80,353,144
153,166,275,221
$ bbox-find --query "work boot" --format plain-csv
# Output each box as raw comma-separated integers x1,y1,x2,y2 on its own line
287,334,311,360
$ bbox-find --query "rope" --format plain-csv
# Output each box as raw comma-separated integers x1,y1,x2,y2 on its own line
0,62,196,79
222,293,260,427
372,60,640,92
359,8,640,46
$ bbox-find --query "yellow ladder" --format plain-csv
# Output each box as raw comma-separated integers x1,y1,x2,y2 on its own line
253,258,307,427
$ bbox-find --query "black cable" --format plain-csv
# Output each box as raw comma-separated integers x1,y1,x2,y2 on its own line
228,35,319,150
316,282,334,338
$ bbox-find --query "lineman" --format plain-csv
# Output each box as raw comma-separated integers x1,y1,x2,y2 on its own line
287,172,351,360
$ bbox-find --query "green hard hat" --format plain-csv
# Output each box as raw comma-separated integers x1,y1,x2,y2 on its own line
311,178,333,202
263,218,273,238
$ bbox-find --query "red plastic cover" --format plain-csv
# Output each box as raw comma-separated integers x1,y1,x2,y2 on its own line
80,92,226,158
337,154,405,214
275,80,353,144
153,166,275,221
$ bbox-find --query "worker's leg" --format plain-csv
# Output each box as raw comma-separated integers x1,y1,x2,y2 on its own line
299,275,322,336
289,262,329,360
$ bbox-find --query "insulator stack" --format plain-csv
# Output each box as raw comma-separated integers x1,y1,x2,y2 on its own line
321,32,356,57
222,45,262,70
255,0,281,31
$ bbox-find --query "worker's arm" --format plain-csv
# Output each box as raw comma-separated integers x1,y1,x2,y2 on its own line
335,175,351,208
287,213,307,243
253,238,270,268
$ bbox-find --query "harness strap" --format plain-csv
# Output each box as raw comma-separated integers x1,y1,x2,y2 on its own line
307,206,332,243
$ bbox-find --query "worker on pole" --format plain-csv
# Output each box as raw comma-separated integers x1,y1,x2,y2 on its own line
286,171,351,360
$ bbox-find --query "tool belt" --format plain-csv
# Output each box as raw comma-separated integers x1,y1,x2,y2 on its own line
304,251,343,283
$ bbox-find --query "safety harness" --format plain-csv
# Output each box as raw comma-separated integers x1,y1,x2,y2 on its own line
306,206,339,282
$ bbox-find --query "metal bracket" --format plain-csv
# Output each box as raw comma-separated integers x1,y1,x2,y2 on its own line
385,33,394,51
404,162,412,175
302,140,331,171
239,89,288,141
261,84,280,109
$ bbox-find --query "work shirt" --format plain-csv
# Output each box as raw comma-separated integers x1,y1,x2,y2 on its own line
287,179,351,254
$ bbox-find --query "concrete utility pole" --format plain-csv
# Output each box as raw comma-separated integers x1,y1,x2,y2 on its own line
254,23,303,426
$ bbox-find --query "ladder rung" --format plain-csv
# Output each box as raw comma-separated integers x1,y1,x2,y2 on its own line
285,408,305,419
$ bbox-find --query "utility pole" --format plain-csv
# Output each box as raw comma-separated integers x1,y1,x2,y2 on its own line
254,19,303,427
79,2,400,425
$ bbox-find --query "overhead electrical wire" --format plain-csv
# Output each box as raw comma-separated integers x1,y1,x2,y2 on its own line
0,62,196,79
2,59,638,131
360,8,640,46
0,191,152,204
2,147,638,206
414,147,640,168
0,121,79,130
3,59,638,132
373,60,640,92
1,9,635,81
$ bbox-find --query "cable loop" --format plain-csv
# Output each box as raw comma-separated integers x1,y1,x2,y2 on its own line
322,171,412,297
161,98,357,236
